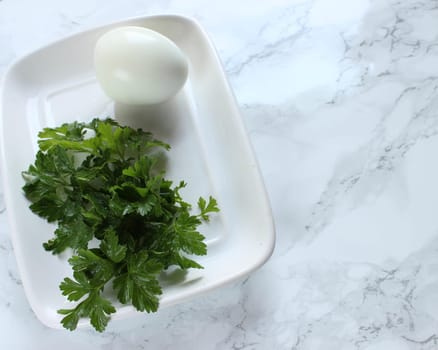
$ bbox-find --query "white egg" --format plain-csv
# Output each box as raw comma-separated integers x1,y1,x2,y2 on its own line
94,26,188,105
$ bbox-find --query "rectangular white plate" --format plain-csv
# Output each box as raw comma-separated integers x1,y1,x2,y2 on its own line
0,15,275,329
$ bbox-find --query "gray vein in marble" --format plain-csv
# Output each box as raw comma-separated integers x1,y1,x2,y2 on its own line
8,269,22,285
227,26,309,77
225,2,313,77
59,12,81,28
305,74,438,239
329,1,438,107
402,334,438,347
277,259,432,350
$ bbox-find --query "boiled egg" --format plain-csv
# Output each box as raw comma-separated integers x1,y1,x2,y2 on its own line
94,26,189,105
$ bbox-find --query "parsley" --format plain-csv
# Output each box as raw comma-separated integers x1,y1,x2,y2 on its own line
22,118,219,332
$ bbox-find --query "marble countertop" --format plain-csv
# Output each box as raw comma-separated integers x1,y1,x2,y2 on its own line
2,0,438,349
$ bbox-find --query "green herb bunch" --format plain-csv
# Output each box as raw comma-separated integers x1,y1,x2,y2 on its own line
22,118,219,332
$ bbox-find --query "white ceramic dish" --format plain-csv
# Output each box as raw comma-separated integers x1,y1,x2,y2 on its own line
0,15,275,329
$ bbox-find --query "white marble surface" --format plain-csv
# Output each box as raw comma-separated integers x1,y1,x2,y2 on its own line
2,0,438,348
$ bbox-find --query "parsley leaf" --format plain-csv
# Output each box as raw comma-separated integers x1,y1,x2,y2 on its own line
43,218,92,254
100,229,127,263
198,196,220,222
113,251,163,312
59,270,116,332
58,290,116,332
59,272,93,302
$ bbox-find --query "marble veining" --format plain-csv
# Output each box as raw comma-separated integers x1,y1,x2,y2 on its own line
2,0,438,349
